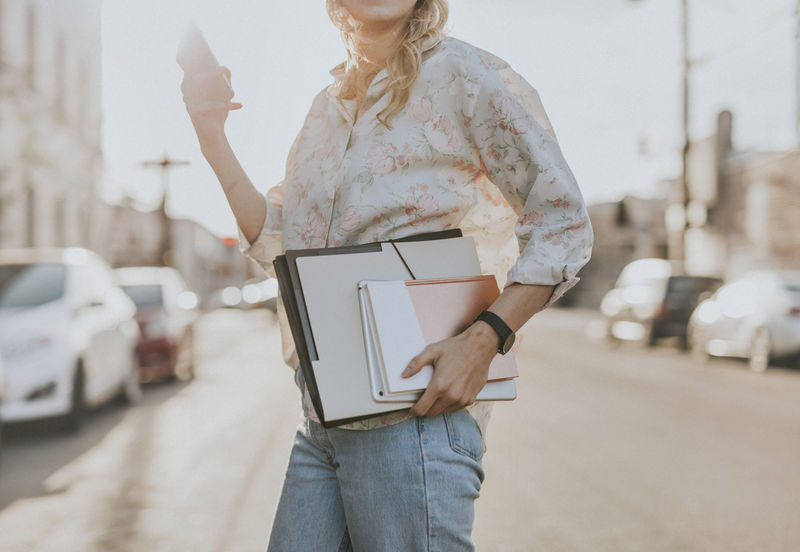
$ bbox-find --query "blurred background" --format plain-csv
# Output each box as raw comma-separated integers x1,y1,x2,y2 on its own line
0,1,799,551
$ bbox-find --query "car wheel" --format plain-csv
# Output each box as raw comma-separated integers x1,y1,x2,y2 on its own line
688,327,709,363
64,367,86,432
748,327,772,373
175,328,195,380
121,356,143,405
691,338,710,363
644,321,659,347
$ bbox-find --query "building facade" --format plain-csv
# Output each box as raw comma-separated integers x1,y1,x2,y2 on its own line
0,0,103,249
672,111,800,280
95,200,258,302
565,195,668,309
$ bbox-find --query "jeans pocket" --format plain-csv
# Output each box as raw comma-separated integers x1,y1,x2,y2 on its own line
443,410,485,462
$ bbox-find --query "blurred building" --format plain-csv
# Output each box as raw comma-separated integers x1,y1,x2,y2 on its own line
671,111,800,279
564,196,668,309
0,0,103,250
95,200,258,301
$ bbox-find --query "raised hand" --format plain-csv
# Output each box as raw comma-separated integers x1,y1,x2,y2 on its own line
180,66,242,148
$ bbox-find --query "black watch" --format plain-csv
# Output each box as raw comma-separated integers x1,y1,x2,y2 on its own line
474,311,516,355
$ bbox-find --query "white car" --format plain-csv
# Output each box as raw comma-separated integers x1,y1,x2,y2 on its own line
114,266,199,381
0,248,142,429
0,353,5,454
688,269,800,371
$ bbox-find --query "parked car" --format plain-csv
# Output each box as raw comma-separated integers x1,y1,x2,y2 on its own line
0,353,5,457
0,248,141,430
688,269,800,371
600,258,722,348
114,267,199,382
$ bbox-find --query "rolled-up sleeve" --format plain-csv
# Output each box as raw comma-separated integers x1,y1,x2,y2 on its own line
237,185,284,279
468,64,594,310
237,130,305,278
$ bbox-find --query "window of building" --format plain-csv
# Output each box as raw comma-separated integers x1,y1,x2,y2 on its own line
26,3,36,90
54,33,67,122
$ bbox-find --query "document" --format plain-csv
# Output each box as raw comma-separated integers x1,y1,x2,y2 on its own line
361,276,518,395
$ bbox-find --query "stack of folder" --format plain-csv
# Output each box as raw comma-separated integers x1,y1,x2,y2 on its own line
274,230,517,428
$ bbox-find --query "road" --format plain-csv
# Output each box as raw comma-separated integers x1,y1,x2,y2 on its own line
0,308,798,551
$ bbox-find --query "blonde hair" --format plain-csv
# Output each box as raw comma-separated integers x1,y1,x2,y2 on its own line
326,0,449,128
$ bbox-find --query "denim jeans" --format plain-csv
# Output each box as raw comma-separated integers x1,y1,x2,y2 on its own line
267,410,486,551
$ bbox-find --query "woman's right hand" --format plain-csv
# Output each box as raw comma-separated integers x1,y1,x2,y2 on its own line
180,66,242,150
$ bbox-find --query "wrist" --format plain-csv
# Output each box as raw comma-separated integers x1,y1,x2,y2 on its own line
473,310,517,355
465,320,500,353
199,131,230,157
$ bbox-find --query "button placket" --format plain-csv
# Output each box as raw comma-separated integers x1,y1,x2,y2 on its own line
323,120,356,247
321,74,389,247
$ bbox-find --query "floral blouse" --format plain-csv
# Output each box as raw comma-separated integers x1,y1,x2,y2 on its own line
240,36,594,432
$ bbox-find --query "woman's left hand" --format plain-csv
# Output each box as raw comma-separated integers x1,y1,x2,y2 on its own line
403,322,499,418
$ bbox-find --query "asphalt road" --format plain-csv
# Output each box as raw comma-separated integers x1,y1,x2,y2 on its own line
0,308,798,551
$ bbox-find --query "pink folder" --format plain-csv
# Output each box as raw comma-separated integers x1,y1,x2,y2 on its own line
406,276,518,381
363,275,518,395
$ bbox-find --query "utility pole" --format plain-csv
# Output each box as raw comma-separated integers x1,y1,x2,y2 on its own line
796,0,800,146
141,153,190,266
632,0,691,265
678,0,691,266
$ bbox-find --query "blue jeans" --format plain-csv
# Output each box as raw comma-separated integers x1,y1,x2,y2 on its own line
267,410,486,551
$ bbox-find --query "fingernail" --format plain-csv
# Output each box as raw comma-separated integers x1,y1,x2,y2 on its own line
401,367,411,377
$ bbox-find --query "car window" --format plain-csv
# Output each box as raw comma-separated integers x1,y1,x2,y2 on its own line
121,284,164,307
666,276,721,296
0,263,67,308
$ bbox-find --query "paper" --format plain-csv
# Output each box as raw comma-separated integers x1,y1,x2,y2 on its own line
363,275,518,395
365,281,432,393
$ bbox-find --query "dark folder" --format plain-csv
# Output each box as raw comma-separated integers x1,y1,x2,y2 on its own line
273,229,462,427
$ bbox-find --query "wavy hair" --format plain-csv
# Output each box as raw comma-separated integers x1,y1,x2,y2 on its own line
326,0,449,128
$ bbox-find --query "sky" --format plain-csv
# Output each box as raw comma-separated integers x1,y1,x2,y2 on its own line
101,0,796,238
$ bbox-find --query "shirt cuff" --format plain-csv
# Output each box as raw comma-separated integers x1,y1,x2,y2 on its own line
237,195,283,277
505,263,581,311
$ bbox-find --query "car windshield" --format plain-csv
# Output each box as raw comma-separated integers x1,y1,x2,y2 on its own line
666,276,720,296
0,263,67,308
121,284,163,307
784,283,800,302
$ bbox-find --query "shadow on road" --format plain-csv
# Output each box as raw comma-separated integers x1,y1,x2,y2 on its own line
0,380,188,511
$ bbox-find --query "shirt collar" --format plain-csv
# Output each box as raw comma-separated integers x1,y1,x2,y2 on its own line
328,35,445,82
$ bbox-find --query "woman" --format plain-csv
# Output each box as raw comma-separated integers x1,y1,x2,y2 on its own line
182,1,593,549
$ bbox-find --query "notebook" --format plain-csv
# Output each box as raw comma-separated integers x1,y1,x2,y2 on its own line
358,275,518,402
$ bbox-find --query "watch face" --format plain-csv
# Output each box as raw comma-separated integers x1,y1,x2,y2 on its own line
501,332,516,355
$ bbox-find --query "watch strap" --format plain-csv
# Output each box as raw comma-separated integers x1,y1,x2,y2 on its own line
475,310,514,353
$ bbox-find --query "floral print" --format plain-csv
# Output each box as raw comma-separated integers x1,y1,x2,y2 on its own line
240,37,594,432
424,115,462,154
